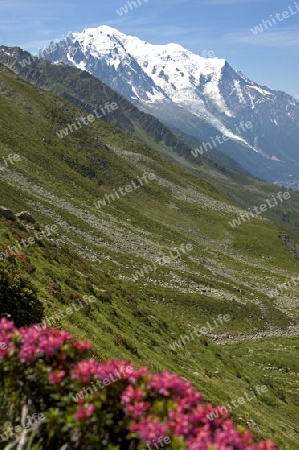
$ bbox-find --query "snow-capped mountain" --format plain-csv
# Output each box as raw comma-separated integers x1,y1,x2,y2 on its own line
41,26,299,188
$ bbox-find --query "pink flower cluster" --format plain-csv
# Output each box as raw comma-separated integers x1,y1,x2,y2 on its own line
0,318,15,357
122,371,277,449
0,318,278,450
48,370,66,383
71,358,140,384
18,327,73,362
76,404,95,420
0,318,89,363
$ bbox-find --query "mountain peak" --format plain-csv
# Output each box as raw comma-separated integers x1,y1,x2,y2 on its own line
69,25,225,65
42,26,299,189
78,25,126,38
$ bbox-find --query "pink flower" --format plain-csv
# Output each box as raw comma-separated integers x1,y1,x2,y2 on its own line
147,372,201,401
95,360,136,382
0,318,15,332
75,404,95,420
73,341,92,351
130,416,168,442
121,386,144,404
48,370,66,383
0,341,13,358
72,359,99,384
167,406,191,437
257,441,278,450
128,366,149,383
124,401,151,419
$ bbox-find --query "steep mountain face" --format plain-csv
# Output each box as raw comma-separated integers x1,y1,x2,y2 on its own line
41,25,299,189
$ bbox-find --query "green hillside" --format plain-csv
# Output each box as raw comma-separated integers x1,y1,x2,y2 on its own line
2,47,299,238
0,62,299,448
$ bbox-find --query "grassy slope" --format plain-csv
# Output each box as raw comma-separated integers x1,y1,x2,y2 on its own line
1,48,299,238
0,63,299,448
155,144,299,236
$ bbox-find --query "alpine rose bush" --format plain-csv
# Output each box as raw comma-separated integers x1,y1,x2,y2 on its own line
0,319,277,450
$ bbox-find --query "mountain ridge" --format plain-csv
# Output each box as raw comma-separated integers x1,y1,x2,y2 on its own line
41,25,299,189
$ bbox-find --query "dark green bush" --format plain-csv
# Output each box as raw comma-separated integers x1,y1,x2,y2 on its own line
0,263,44,327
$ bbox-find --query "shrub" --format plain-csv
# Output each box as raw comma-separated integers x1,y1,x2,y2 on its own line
0,264,44,327
0,319,277,450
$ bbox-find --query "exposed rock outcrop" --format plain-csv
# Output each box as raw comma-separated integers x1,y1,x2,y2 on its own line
0,206,16,220
16,211,36,223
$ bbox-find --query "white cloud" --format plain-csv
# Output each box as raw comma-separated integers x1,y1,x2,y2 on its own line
227,27,299,48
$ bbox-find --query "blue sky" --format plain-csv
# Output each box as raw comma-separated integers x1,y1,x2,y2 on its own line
1,0,298,96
